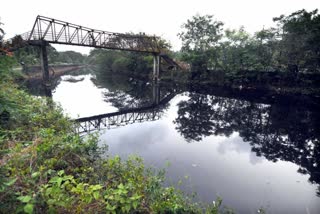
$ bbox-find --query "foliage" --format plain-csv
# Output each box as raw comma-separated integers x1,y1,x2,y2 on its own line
57,51,86,64
13,46,40,65
88,49,153,77
13,46,85,66
87,35,175,79
0,55,17,80
178,9,320,74
178,14,224,52
273,9,320,72
178,14,224,72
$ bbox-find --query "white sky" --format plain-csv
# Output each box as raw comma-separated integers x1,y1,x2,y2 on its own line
1,0,319,54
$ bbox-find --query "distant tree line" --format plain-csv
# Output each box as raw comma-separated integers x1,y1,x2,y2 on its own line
13,46,87,66
87,37,173,78
87,49,153,76
178,9,320,74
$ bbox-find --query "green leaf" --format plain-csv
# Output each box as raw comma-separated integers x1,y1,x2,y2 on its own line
91,184,102,191
4,178,17,186
133,201,138,209
17,195,32,203
58,170,64,176
31,172,40,178
106,204,116,211
93,191,100,200
117,183,124,189
24,204,34,214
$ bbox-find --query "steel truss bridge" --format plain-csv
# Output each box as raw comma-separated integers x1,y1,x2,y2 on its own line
22,15,161,54
10,15,180,82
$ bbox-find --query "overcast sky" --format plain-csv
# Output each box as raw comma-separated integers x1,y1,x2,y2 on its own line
1,0,319,54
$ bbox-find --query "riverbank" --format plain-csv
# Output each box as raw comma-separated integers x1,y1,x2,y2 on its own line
97,68,320,98
23,64,86,80
161,69,320,98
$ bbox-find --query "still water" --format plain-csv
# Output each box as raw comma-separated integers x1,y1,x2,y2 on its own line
33,69,320,213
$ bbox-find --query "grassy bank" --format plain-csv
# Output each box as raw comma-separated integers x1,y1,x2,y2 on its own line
0,58,229,213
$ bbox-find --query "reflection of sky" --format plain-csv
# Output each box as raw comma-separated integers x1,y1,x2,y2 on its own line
52,78,320,214
52,74,117,118
216,132,264,165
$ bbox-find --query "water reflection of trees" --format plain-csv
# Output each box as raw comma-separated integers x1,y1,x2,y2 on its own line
92,71,174,110
25,67,91,96
174,93,320,195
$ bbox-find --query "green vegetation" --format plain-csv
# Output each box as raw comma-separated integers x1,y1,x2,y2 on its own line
13,46,87,66
177,14,224,72
88,49,153,78
87,37,172,79
178,9,320,74
172,9,320,95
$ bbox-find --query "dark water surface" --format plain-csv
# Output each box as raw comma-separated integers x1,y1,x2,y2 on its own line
33,69,320,213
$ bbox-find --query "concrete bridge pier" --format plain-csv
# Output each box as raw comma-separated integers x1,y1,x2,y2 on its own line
39,41,50,86
153,54,160,82
152,81,160,105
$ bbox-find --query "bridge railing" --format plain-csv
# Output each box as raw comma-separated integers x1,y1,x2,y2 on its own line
24,15,161,53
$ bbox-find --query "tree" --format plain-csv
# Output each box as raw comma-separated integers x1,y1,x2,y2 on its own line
178,14,224,73
273,9,320,72
13,46,39,65
0,18,6,54
252,28,278,71
57,51,85,64
216,27,253,72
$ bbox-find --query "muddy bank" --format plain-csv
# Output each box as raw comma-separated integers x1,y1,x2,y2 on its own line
23,64,86,80
22,65,86,96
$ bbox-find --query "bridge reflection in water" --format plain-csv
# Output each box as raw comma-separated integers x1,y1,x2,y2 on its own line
75,106,163,133
74,84,175,134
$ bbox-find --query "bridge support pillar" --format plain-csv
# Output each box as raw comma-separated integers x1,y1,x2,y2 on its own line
40,43,50,86
152,82,160,105
153,54,160,81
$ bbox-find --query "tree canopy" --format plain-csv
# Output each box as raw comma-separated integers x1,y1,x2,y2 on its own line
178,9,320,74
